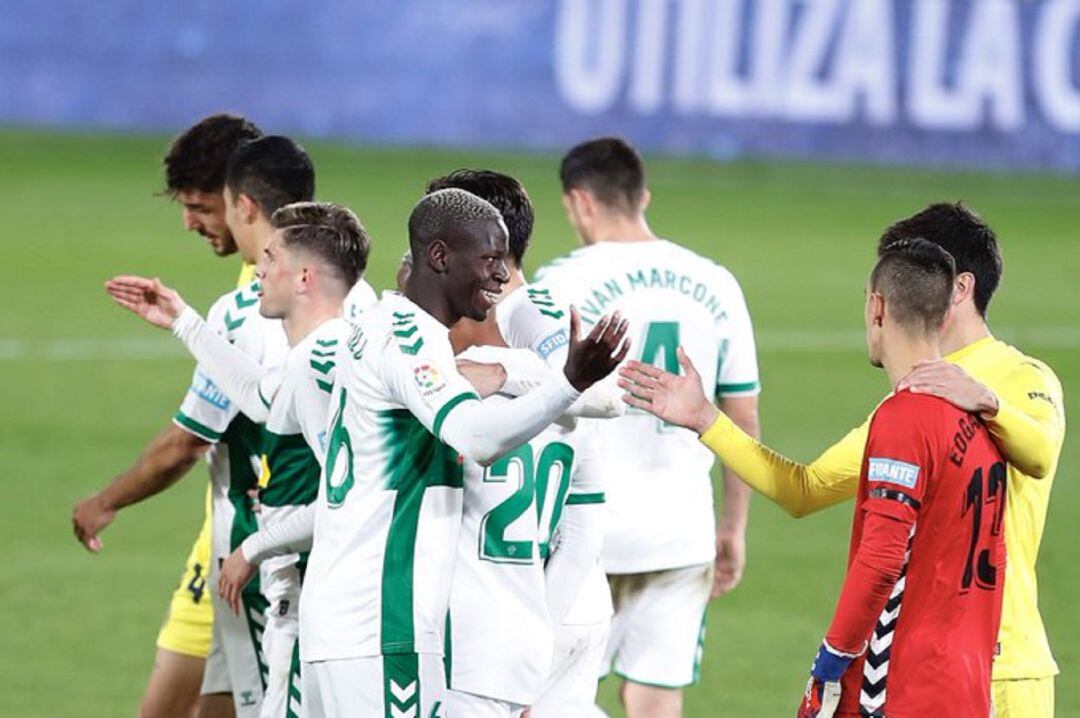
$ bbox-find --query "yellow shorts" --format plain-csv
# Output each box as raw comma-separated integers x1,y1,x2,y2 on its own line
992,677,1054,718
155,487,214,658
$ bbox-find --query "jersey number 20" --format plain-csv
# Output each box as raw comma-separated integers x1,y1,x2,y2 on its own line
479,442,575,564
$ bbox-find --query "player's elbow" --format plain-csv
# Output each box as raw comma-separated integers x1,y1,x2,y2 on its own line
1018,456,1051,480
455,438,503,467
786,502,811,519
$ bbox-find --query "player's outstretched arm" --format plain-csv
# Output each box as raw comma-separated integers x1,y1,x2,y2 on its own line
439,308,629,466
71,424,210,552
621,348,863,517
107,275,276,421
898,359,1062,478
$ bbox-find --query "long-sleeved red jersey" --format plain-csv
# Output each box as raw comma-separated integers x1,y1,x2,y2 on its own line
828,390,1006,718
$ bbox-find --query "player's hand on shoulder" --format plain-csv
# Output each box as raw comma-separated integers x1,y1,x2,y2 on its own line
619,346,719,434
456,359,507,398
71,493,115,553
105,275,187,330
896,359,998,416
796,641,856,718
562,306,630,392
218,547,257,616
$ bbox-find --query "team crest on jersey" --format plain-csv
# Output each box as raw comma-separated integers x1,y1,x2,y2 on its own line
868,457,920,489
414,361,446,398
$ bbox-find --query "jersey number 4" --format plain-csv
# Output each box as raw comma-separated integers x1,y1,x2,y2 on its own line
479,442,575,564
961,461,1007,593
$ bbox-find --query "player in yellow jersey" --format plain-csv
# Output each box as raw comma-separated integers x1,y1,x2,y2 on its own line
619,203,1065,718
72,114,263,718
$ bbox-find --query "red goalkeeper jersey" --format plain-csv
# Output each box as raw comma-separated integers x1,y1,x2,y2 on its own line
829,390,1006,718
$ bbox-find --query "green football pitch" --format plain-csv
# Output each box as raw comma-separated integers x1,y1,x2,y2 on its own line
2,130,1076,716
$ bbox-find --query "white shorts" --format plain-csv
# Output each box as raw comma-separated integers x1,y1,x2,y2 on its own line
531,620,609,717
443,689,524,717
602,563,712,689
200,561,269,716
302,653,445,718
261,606,301,718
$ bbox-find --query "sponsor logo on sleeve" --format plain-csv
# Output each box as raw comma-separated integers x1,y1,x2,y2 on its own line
191,371,231,411
536,328,569,359
414,361,447,400
867,457,920,489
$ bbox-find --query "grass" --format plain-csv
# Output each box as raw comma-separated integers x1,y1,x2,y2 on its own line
1,129,1076,716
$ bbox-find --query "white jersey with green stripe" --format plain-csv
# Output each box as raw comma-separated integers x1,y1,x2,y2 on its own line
173,281,288,563
448,346,605,705
535,240,760,573
300,292,479,662
258,317,349,612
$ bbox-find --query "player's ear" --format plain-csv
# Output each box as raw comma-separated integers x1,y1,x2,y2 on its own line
239,193,259,224
639,187,652,212
954,272,976,307
869,292,885,326
427,239,450,274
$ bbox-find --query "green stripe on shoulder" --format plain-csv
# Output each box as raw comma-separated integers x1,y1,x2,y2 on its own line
173,412,223,442
432,391,479,439
566,491,605,505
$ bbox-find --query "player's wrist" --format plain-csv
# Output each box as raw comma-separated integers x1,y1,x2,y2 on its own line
170,304,199,337
693,403,720,435
811,640,860,682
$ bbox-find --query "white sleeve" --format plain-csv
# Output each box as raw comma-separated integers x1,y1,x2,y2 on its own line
383,320,582,465
171,305,282,423
438,374,582,466
715,272,761,398
240,503,315,564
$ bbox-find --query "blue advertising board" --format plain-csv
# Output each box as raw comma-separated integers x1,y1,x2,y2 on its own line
3,0,1080,171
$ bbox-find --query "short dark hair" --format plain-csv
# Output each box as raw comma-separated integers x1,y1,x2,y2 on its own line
408,188,505,258
870,238,956,335
225,136,316,218
426,170,533,267
270,202,370,289
559,137,646,214
163,113,262,195
878,202,1002,317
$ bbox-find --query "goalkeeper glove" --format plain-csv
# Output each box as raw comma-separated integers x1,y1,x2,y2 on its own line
796,640,860,718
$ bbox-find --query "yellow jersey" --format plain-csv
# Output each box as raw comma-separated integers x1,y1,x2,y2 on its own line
700,335,1065,680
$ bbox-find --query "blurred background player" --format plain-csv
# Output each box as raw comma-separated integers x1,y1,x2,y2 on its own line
70,113,262,718
620,203,1064,718
106,200,371,718
535,137,761,718
622,239,1009,716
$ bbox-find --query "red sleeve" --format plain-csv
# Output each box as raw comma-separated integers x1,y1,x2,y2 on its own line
824,394,934,654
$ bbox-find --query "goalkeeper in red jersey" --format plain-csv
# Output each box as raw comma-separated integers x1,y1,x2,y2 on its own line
621,238,1007,717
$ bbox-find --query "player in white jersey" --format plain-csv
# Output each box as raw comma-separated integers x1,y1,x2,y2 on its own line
300,188,629,717
109,202,372,718
425,170,615,715
107,136,318,717
535,138,761,718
